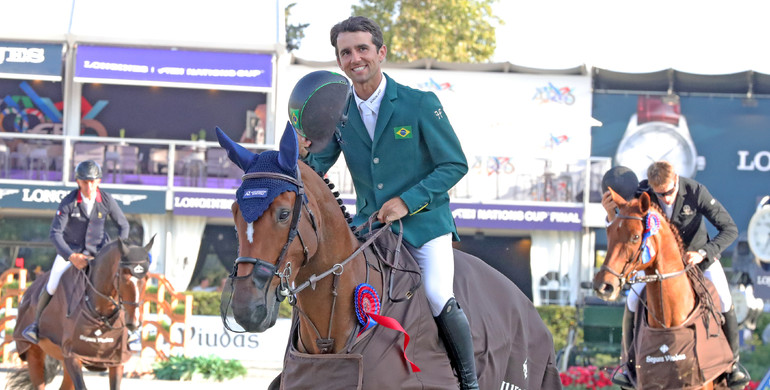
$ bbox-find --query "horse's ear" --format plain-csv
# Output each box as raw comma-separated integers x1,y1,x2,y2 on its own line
277,121,298,172
639,191,651,214
608,187,626,207
216,127,257,171
118,238,130,255
144,234,156,253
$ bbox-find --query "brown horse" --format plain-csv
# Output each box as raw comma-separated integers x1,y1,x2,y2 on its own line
8,238,153,390
592,189,733,389
217,127,561,390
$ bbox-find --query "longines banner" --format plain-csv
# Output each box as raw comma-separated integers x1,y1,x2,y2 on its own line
173,191,234,217
0,42,63,81
74,45,273,90
0,184,165,214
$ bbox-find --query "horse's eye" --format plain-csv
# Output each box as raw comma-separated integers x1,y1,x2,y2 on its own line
278,209,291,222
631,234,640,243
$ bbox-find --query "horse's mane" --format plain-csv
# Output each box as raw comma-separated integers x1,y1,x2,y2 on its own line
301,161,355,233
645,200,686,262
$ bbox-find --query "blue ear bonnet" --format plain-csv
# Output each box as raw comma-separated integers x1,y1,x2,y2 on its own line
235,151,298,223
216,124,300,224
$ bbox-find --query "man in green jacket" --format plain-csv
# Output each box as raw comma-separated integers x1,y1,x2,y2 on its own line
298,16,475,390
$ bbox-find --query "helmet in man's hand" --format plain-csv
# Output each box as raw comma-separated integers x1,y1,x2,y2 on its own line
75,160,102,181
288,70,351,153
601,166,639,201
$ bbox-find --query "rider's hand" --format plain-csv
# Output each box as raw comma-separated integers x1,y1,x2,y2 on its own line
601,191,617,221
685,251,705,265
297,134,312,158
377,197,408,223
69,253,92,270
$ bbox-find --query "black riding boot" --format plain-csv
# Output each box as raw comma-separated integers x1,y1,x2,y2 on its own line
722,306,750,389
435,298,479,390
21,289,53,344
612,306,635,389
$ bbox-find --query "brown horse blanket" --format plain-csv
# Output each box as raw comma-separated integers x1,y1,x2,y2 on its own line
276,230,561,390
14,267,131,368
626,280,733,389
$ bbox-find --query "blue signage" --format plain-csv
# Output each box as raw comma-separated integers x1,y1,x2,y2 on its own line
450,202,583,231
0,42,64,81
74,45,273,89
0,184,166,214
339,198,583,231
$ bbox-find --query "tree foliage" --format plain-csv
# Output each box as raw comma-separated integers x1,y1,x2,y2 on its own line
285,2,310,52
351,0,501,63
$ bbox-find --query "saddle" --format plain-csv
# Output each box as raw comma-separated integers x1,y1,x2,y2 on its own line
276,228,560,390
14,267,131,368
626,279,733,389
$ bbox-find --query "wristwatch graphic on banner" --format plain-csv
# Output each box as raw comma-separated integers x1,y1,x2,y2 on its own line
748,195,770,263
615,95,702,180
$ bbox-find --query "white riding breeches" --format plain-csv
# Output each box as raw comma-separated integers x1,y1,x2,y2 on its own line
46,254,72,295
627,260,732,313
404,233,454,316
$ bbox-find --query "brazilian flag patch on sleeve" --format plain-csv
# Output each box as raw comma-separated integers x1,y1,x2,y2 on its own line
394,126,412,139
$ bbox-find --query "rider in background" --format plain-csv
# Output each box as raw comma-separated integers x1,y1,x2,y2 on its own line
299,16,476,389
22,160,129,343
602,161,749,388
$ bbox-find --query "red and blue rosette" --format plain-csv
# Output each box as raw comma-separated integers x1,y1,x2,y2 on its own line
353,282,420,372
354,283,381,334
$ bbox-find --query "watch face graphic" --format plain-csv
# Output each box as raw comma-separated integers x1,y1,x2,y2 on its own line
748,205,770,261
616,115,697,180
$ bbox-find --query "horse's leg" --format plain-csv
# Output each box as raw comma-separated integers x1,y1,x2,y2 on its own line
61,358,86,390
60,370,75,390
26,345,48,390
108,365,124,389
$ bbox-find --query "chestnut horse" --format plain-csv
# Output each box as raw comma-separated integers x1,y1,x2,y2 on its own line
217,127,561,389
8,238,153,390
592,189,732,389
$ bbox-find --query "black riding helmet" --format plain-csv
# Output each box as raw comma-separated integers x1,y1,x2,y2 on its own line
288,70,351,153
75,160,102,181
601,166,639,201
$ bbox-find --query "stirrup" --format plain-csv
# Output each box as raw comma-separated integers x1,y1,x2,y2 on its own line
21,323,40,344
726,363,750,389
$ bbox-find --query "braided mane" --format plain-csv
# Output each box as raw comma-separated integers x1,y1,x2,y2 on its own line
303,161,355,233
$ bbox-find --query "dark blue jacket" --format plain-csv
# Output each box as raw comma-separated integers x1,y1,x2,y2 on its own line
640,176,738,270
50,188,129,259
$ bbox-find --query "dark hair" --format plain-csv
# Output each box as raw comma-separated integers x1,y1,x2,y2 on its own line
330,16,384,57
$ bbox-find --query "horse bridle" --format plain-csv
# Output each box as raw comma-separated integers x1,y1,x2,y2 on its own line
82,253,150,328
599,212,646,286
602,211,696,328
602,211,694,286
231,169,319,305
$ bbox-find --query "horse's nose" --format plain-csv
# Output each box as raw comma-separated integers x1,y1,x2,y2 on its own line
593,282,616,300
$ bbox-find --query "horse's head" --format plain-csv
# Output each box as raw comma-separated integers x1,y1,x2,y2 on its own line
217,124,327,333
593,189,660,301
90,236,154,332
116,236,154,331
